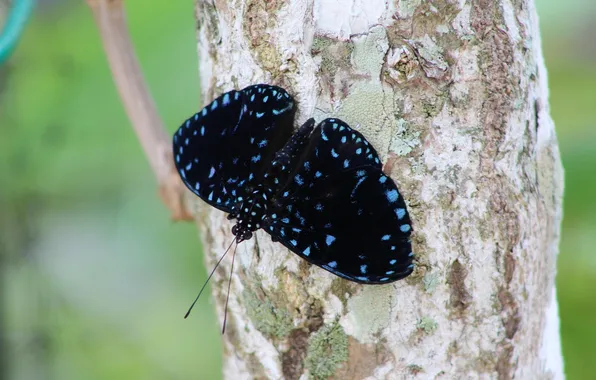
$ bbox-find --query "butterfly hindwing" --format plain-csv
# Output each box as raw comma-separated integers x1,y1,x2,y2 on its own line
310,118,383,170
263,118,414,283
173,85,296,213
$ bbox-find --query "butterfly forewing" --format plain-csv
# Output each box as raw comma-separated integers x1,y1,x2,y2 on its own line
173,85,296,213
263,118,414,283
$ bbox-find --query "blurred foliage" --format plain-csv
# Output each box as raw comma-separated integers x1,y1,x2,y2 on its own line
0,1,221,379
0,0,594,379
538,3,596,380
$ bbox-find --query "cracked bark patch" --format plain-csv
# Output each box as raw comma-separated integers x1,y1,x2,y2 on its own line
282,329,310,380
332,337,391,380
447,259,470,315
496,343,514,380
282,302,324,379
243,0,285,72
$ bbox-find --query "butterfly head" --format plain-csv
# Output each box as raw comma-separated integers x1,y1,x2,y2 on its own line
229,189,268,242
231,223,253,242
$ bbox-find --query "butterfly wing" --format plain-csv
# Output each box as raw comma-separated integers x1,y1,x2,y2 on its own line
173,85,296,213
264,118,414,284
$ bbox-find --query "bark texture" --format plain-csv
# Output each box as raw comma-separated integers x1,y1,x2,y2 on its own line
191,0,564,379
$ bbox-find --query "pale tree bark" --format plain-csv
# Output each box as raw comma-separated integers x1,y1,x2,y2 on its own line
190,0,564,379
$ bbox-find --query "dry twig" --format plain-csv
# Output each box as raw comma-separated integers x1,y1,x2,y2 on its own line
87,0,192,221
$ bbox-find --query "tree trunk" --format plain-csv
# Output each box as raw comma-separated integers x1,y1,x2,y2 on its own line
191,0,564,379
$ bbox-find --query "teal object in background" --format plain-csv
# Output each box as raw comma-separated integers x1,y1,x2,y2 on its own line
0,0,35,64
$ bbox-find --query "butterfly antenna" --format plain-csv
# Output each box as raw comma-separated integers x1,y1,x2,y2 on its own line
184,237,237,319
221,240,239,334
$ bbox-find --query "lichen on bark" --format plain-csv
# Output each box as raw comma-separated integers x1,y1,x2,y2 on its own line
243,287,294,338
305,321,349,379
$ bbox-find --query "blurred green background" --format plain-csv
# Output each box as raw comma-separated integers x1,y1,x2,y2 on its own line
0,1,594,379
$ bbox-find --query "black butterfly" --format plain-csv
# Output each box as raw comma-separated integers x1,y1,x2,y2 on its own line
173,84,414,285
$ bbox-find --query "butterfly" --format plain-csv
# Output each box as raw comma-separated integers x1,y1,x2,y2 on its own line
174,85,415,332
173,84,414,286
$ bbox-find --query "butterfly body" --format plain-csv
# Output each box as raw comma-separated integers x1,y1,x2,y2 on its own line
174,84,414,284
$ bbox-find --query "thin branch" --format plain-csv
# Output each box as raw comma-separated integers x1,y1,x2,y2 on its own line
87,0,192,221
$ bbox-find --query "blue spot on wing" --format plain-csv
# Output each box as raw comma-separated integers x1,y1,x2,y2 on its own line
385,189,399,203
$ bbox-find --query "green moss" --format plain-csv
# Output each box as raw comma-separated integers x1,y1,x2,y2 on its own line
389,118,422,156
420,91,449,119
332,27,399,155
346,286,394,343
256,44,281,71
305,321,349,380
352,26,388,74
242,0,285,72
407,364,424,375
416,316,438,334
243,289,293,338
311,36,331,52
312,36,354,77
329,279,356,310
422,99,439,118
335,82,392,134
423,272,440,294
